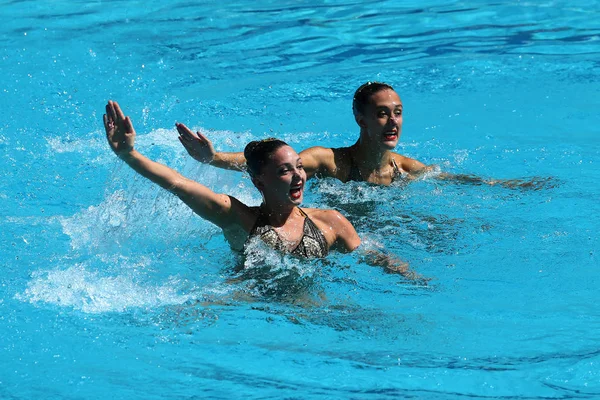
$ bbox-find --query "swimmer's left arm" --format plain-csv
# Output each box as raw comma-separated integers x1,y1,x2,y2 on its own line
299,146,336,180
360,247,429,283
435,172,554,189
397,155,433,178
400,155,498,182
317,209,428,283
400,155,553,189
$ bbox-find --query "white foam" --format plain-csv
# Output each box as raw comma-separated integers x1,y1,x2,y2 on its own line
15,263,192,313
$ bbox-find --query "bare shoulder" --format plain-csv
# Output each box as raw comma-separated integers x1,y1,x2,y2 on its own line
302,207,351,228
300,146,339,178
221,196,259,231
221,202,260,250
391,152,427,173
302,207,360,253
301,145,334,158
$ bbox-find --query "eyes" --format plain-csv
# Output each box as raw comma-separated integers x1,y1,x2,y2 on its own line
278,164,304,175
377,108,403,118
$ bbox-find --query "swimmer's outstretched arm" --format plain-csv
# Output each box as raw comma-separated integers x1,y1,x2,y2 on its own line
323,210,425,282
437,172,554,189
177,123,327,179
429,170,553,189
104,101,251,230
177,123,247,171
361,247,429,284
404,158,553,190
316,210,425,282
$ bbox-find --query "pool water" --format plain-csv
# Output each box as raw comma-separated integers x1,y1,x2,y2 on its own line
1,1,599,398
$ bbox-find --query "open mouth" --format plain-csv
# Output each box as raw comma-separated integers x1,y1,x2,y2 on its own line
383,131,398,141
290,185,303,200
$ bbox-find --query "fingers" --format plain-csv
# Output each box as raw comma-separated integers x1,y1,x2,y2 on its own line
103,114,110,134
175,122,197,140
177,136,194,155
111,101,127,123
103,113,117,138
196,131,212,145
106,101,117,123
124,116,135,134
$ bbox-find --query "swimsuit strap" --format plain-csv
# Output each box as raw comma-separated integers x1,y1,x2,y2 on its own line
391,158,402,182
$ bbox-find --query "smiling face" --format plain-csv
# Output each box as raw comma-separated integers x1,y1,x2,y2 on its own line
356,88,403,150
253,145,306,206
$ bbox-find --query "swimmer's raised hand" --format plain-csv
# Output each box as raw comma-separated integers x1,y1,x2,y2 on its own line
104,100,135,158
175,122,216,164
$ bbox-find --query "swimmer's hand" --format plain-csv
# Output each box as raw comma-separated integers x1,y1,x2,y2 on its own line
175,123,216,164
104,100,135,158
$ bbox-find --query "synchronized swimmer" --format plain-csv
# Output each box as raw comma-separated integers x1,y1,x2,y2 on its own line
179,81,549,189
103,82,550,281
103,100,424,280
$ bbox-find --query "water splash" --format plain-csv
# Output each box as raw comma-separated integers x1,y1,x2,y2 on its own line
15,262,193,313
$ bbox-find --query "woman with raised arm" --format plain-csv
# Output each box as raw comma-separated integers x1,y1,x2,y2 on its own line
103,101,423,279
179,81,550,189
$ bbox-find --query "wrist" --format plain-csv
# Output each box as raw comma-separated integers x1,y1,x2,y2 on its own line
206,152,219,165
117,148,137,161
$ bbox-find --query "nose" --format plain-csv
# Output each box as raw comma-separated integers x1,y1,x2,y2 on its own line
292,167,304,180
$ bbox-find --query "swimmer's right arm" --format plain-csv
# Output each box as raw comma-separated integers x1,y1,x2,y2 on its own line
104,101,249,229
298,146,337,180
177,124,330,180
177,123,247,171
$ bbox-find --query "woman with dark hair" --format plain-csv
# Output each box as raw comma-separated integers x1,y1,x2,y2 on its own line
177,81,424,186
179,81,546,188
103,100,358,256
103,100,421,280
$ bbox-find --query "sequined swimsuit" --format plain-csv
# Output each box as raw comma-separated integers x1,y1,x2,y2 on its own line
246,207,328,258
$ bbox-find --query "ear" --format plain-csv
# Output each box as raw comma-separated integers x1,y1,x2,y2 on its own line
355,114,367,129
252,176,265,192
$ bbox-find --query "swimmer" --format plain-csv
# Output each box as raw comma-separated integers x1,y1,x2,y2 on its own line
103,101,423,280
179,81,548,188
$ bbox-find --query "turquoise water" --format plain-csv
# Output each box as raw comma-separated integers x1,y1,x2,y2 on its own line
2,1,599,398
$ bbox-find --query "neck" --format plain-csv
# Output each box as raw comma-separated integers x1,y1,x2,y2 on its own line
352,135,394,171
260,201,298,227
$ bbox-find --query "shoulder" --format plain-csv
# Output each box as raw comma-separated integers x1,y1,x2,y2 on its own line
300,146,344,178
300,146,334,160
221,204,261,250
302,207,353,230
302,207,360,253
222,198,260,231
391,152,427,172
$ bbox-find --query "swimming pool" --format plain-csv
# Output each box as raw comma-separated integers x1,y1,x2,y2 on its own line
1,0,599,398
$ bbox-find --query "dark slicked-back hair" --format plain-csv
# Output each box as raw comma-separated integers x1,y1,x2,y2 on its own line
244,138,289,177
352,81,395,116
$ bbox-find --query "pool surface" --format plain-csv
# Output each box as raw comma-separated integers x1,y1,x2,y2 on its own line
1,1,599,398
